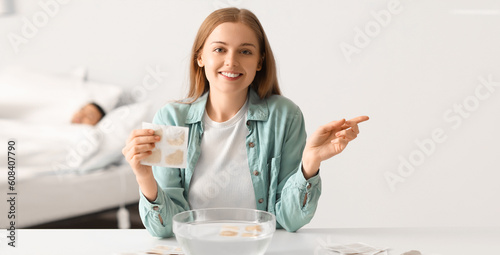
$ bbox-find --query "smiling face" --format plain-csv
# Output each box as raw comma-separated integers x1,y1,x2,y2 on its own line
197,22,262,97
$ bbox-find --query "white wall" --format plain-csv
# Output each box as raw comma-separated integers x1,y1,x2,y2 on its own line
1,0,499,228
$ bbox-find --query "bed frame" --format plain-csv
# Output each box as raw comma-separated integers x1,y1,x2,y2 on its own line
6,162,140,228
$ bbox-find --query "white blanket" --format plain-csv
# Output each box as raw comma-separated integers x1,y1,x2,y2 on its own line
0,66,152,179
0,119,99,179
0,101,152,179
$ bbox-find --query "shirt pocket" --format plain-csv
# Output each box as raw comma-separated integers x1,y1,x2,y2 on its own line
266,154,281,214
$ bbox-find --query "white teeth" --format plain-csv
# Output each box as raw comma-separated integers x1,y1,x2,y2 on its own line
221,72,241,78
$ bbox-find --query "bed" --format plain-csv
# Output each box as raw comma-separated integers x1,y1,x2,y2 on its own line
0,66,152,228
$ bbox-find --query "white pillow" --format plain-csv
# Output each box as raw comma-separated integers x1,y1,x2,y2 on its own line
82,80,123,114
0,65,124,124
78,102,152,172
0,66,87,124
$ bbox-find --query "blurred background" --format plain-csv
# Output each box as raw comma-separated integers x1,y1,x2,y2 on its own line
0,0,499,229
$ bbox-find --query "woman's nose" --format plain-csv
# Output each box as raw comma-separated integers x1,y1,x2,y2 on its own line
224,51,239,67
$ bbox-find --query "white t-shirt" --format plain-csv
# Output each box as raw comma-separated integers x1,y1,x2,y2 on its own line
188,100,256,209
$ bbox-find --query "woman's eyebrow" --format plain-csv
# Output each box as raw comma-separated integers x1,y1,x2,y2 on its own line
210,41,256,48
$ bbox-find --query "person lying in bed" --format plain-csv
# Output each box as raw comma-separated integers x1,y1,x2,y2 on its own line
71,102,106,125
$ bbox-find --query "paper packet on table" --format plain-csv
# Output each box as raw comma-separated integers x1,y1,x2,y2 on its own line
118,245,184,255
325,242,388,255
146,245,184,255
140,122,188,168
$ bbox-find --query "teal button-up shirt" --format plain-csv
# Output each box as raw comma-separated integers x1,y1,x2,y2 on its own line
139,88,322,238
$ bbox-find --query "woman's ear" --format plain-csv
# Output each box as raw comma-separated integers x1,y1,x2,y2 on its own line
197,53,204,67
197,59,204,67
257,54,265,71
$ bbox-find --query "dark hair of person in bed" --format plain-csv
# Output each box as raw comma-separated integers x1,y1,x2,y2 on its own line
71,102,106,125
90,102,106,118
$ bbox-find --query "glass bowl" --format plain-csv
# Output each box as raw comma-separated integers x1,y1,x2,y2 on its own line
172,208,276,255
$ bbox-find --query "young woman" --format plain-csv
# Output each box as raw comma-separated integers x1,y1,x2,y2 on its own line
122,8,368,238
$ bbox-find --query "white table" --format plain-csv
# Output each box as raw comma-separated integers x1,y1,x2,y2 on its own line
1,227,498,255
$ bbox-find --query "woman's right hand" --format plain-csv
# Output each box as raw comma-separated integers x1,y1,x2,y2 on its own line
122,129,160,179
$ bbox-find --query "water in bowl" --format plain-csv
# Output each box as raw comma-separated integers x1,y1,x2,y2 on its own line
175,222,273,255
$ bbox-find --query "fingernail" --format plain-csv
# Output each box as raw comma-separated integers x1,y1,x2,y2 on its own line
149,130,154,134
155,136,160,140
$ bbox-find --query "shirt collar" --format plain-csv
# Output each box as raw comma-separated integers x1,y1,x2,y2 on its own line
185,88,269,124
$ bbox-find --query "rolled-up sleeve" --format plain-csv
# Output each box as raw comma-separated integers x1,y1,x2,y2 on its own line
138,166,190,238
274,107,322,232
138,109,190,238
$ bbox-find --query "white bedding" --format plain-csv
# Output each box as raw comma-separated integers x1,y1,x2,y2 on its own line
0,101,152,179
0,66,150,227
0,163,140,228
0,66,153,179
0,119,98,179
0,66,88,125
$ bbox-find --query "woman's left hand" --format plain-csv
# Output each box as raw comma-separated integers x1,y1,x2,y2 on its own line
302,116,369,178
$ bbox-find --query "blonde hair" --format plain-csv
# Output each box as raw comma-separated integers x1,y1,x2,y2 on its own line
187,8,281,101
